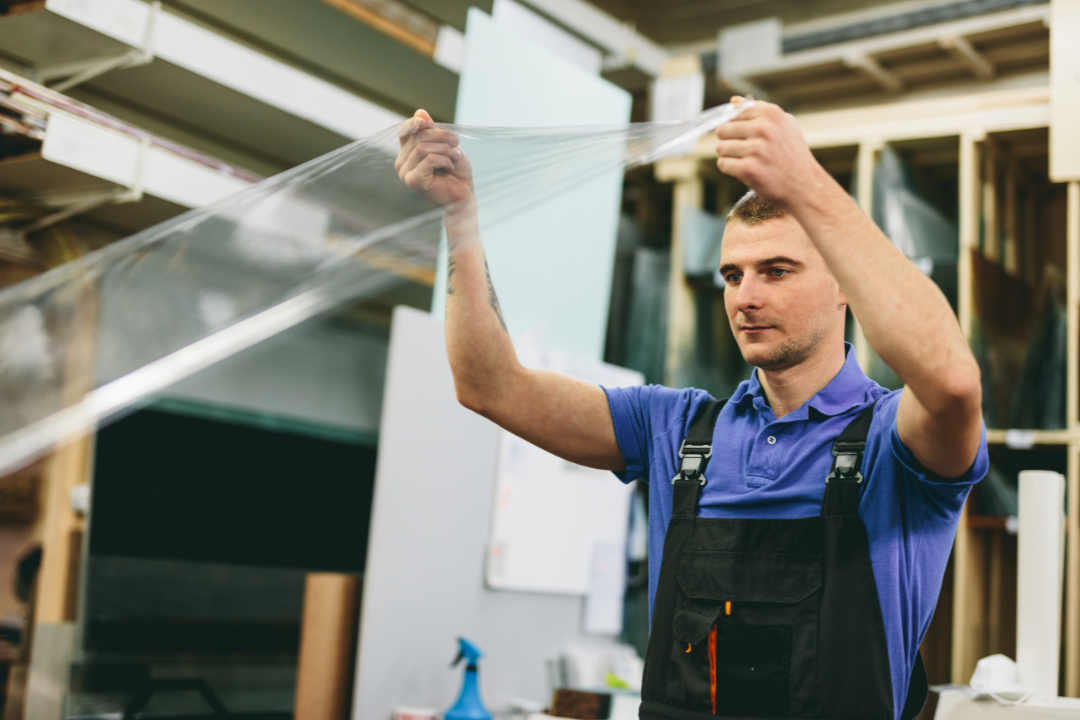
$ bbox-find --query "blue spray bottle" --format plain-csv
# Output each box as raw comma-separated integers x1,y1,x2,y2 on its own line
445,638,492,720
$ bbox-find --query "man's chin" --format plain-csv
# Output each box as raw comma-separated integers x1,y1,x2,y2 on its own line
739,340,804,371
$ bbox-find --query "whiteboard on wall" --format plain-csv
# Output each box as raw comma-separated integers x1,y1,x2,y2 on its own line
486,339,642,595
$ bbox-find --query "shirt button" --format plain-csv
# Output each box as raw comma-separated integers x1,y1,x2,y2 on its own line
767,436,777,445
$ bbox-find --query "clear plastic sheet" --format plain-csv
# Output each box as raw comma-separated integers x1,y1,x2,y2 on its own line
0,102,748,475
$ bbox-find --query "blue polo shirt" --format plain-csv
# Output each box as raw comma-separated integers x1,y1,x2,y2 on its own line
603,344,987,719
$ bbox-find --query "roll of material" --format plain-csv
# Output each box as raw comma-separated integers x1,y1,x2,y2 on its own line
1015,471,1066,701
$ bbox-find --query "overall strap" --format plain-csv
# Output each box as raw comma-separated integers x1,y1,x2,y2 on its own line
821,400,879,517
672,397,728,518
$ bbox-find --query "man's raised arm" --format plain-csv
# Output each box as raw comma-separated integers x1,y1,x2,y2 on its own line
715,100,982,478
396,110,624,471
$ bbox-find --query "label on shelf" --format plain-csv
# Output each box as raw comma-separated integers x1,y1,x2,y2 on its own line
42,109,139,188
1004,429,1036,449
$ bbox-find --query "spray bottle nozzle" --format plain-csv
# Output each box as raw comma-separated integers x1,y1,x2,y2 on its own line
451,637,483,668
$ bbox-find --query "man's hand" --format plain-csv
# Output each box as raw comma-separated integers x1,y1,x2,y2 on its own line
395,109,475,208
714,98,830,209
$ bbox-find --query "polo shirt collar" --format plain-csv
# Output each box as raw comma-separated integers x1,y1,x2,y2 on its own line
731,343,876,418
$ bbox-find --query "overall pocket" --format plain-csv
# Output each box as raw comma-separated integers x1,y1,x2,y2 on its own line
668,551,821,717
667,601,723,713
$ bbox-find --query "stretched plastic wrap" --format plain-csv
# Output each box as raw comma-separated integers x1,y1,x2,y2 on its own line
0,102,749,475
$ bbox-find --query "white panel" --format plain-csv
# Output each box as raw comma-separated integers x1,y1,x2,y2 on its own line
1016,470,1066,700
353,307,620,720
45,0,151,48
718,18,781,86
150,11,402,140
1050,0,1080,181
435,8,631,362
142,146,250,208
434,24,466,73
42,110,139,187
493,0,602,74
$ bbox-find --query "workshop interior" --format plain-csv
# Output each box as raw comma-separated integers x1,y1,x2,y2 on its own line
0,0,1075,720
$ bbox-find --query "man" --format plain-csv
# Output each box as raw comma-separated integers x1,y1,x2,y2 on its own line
396,99,986,720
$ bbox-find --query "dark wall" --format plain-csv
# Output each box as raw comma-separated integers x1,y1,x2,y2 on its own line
91,409,378,571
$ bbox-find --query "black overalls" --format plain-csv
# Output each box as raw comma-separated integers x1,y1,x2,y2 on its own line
640,398,928,720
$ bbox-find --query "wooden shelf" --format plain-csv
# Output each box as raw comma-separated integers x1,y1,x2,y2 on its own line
985,429,1075,447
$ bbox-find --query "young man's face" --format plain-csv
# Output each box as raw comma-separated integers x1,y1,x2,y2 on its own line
719,215,847,370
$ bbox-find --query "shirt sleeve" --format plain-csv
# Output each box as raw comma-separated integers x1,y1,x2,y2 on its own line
602,384,713,485
876,390,988,506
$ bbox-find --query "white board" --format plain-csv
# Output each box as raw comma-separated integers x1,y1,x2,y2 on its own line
486,337,641,595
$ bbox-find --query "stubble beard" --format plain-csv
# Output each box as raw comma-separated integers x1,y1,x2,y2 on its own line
742,323,829,371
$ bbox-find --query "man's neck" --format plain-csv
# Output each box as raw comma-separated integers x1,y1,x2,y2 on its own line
756,342,847,419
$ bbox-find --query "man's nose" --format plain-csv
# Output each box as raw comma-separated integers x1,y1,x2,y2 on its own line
733,273,765,312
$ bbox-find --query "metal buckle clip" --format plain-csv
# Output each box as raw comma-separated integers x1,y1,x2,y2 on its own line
679,441,712,458
826,451,863,484
673,441,712,485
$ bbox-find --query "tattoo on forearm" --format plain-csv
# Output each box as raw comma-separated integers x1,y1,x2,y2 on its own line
484,258,509,333
446,254,457,295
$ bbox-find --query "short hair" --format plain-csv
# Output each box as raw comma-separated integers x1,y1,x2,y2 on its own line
727,190,787,226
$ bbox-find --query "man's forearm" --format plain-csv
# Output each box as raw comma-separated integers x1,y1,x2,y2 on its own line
789,168,979,414
443,200,523,412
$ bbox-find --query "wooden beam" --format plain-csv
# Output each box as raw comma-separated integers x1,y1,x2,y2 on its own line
665,172,703,388
940,36,996,80
1065,181,1080,698
319,0,438,57
854,140,882,373
1069,180,1079,433
983,139,1000,263
843,52,903,94
958,130,983,340
1050,0,1080,181
952,129,986,685
952,515,988,683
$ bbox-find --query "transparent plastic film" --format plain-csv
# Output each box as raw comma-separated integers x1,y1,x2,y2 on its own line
0,102,748,475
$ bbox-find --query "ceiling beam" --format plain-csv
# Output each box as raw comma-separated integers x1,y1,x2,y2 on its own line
843,51,903,93
940,35,996,80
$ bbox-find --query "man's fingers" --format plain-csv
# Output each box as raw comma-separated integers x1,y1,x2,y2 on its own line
716,155,748,180
405,153,455,191
715,139,756,158
716,118,755,140
399,141,457,177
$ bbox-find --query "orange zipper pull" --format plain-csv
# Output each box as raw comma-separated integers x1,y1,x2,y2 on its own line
685,643,692,653
725,601,732,616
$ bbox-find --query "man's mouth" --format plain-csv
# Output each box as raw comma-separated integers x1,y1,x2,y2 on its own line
741,325,773,333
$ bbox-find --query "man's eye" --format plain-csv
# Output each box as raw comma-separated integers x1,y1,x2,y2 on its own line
768,268,789,277
725,273,742,283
